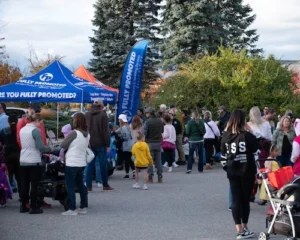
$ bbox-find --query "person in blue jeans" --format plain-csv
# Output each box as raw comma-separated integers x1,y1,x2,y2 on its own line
61,113,89,216
85,98,113,191
186,110,206,174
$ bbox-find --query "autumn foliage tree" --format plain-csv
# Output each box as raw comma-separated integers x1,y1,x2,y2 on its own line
153,48,296,115
28,49,64,75
0,46,22,86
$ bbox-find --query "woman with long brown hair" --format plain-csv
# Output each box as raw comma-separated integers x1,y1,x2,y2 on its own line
130,115,143,143
221,110,259,239
186,110,206,174
60,113,89,216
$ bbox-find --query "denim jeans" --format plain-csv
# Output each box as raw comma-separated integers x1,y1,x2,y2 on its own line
84,150,102,188
65,166,87,211
187,142,204,172
85,146,109,188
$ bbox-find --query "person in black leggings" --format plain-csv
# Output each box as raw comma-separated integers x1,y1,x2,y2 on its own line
221,109,260,239
117,114,135,179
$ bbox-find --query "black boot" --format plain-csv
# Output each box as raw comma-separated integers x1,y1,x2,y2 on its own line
20,204,29,213
250,195,255,203
29,208,43,214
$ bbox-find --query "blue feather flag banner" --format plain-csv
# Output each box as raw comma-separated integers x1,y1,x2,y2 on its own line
117,40,149,123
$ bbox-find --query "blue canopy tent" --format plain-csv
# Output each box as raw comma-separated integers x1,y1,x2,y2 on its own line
0,60,117,104
0,60,117,137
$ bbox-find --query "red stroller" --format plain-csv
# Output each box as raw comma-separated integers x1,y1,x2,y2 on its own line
256,158,300,240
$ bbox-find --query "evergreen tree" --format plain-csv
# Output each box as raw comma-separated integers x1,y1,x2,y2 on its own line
89,0,162,88
161,0,261,64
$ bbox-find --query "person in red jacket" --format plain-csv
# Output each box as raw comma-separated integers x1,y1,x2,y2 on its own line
16,103,50,207
17,103,47,148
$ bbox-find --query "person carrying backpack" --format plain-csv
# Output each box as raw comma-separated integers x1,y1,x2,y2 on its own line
221,110,260,239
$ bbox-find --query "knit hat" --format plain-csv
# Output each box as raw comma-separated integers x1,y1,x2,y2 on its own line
61,124,72,138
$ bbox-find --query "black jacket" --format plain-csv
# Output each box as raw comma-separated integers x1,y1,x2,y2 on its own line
172,118,182,135
0,127,20,157
218,111,231,134
143,115,164,143
221,131,260,179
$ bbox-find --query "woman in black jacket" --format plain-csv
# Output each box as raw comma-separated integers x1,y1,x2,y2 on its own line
221,110,260,239
0,115,21,197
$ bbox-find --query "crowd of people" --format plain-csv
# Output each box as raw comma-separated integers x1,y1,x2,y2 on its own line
0,99,300,239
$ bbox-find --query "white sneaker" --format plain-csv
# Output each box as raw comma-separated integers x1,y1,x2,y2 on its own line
168,167,172,172
236,229,255,239
143,184,148,190
97,182,103,188
133,183,141,189
163,162,168,168
77,208,87,214
61,210,78,216
172,162,179,168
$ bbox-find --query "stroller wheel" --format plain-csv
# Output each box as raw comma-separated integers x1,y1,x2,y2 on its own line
258,232,269,240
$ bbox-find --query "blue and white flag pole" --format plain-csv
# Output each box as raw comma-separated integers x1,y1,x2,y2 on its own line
117,40,149,124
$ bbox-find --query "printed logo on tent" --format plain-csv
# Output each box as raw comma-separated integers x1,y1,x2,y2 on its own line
72,74,83,81
123,110,133,123
39,73,53,82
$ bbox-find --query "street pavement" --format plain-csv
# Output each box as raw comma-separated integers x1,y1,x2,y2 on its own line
0,164,282,240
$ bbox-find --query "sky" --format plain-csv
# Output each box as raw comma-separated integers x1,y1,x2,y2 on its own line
0,0,300,72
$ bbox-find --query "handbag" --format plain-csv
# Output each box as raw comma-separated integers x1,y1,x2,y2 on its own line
162,141,176,150
86,147,95,164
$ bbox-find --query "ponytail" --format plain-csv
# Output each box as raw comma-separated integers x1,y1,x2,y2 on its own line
26,113,42,122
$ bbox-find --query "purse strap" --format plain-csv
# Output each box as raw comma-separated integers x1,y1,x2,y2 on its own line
205,122,216,137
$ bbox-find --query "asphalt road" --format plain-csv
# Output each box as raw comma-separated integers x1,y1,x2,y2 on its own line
0,164,282,240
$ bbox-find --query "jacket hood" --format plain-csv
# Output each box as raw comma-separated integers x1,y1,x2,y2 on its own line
90,106,102,116
295,119,300,136
135,142,147,151
77,130,88,138
224,132,241,143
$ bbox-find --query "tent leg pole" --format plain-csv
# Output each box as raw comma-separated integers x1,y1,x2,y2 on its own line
57,103,59,141
114,104,117,125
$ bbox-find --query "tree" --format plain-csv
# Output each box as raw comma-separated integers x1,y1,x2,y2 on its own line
27,48,64,75
0,37,4,58
0,44,22,85
89,0,162,88
153,48,294,116
161,0,261,64
0,58,23,85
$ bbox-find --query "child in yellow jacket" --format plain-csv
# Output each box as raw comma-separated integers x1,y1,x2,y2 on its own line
131,132,153,190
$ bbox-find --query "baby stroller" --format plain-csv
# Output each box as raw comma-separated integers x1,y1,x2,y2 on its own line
257,158,300,240
37,152,88,211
